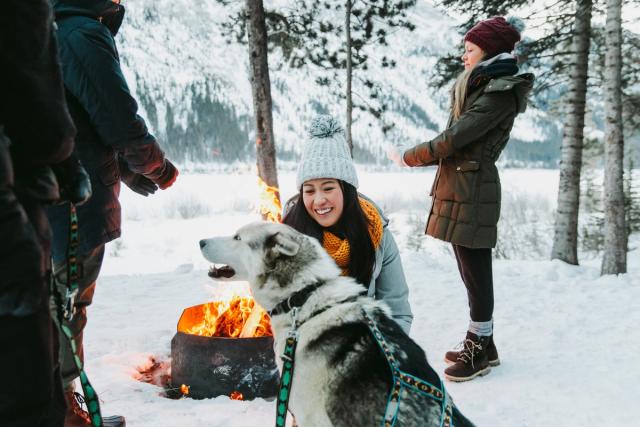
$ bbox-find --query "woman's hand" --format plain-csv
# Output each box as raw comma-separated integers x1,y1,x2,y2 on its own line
386,145,408,167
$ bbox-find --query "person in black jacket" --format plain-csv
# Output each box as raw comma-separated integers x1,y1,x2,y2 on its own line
0,0,85,425
46,1,178,425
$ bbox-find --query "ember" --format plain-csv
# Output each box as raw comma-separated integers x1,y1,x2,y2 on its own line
180,384,190,396
229,391,244,401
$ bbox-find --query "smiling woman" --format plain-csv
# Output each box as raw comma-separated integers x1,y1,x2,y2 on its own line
283,115,413,334
301,178,344,227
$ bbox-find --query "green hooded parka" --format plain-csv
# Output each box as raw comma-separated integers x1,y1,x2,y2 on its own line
403,74,534,248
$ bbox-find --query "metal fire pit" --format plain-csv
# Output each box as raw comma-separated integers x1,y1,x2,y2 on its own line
170,303,279,400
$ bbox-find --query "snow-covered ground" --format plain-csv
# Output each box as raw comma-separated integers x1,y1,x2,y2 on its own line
82,168,638,426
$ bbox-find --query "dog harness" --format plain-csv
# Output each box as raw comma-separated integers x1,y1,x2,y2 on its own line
269,282,455,427
361,309,455,427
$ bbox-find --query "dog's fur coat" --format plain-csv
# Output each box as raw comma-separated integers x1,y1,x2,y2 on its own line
200,222,474,427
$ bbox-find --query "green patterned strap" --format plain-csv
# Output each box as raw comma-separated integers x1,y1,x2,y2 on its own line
275,335,297,427
382,377,402,427
58,322,103,427
63,203,80,320
362,309,454,427
398,371,443,401
274,307,300,427
441,388,453,427
51,203,103,427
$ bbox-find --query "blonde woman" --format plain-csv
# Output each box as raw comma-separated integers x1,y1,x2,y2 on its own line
390,16,534,381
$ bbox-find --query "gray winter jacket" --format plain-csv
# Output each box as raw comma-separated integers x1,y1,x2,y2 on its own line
283,195,413,333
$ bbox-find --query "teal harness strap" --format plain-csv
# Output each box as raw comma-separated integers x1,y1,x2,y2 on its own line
362,309,454,427
274,307,300,427
51,203,103,427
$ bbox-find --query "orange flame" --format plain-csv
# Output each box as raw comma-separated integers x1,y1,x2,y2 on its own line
229,391,244,400
180,384,190,396
257,176,282,223
178,297,272,338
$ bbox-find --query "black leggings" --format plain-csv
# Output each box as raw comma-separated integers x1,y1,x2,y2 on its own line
452,244,493,322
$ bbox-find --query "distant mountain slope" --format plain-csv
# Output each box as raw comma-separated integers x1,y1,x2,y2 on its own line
117,0,560,165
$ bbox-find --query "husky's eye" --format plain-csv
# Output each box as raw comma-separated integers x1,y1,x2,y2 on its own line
233,235,241,241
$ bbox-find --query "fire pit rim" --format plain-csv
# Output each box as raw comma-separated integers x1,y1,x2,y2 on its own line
173,331,274,341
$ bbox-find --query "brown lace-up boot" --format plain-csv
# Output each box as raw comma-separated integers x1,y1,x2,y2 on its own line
64,390,92,427
444,332,492,382
64,390,126,427
445,333,500,366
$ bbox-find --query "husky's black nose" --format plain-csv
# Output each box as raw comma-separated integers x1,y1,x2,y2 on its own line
199,240,206,249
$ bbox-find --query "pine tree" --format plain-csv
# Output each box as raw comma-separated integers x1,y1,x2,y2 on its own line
600,0,626,275
624,155,640,240
623,94,640,240
246,0,281,220
551,0,593,265
345,0,353,153
578,137,604,255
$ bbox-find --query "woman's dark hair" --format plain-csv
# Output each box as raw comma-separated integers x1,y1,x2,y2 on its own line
283,181,376,287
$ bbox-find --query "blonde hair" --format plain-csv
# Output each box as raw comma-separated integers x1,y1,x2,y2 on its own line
451,68,473,120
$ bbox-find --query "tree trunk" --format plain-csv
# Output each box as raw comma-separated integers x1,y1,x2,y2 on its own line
345,0,353,156
551,0,592,264
246,0,281,222
601,0,626,275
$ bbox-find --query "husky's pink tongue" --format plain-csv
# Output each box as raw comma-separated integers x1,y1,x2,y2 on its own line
208,265,236,279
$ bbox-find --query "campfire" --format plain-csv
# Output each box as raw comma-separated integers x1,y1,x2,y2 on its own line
178,296,273,339
257,176,282,223
171,286,279,400
170,176,283,400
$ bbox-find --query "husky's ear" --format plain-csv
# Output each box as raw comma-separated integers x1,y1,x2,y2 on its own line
267,231,300,258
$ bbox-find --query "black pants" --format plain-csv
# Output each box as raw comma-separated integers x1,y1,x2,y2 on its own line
0,303,65,426
452,244,493,322
51,244,105,388
0,194,65,426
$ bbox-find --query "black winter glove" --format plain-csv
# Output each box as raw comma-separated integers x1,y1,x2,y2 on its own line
51,152,92,206
119,157,158,196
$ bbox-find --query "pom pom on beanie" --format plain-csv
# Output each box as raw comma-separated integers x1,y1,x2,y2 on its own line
506,16,525,35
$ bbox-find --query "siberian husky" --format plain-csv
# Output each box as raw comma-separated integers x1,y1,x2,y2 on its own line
200,221,474,427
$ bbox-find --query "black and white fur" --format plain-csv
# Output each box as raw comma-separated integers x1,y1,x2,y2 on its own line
200,222,474,427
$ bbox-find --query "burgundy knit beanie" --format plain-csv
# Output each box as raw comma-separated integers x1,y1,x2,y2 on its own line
464,16,523,59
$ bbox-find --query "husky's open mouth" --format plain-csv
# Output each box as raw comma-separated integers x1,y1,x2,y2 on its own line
208,264,236,279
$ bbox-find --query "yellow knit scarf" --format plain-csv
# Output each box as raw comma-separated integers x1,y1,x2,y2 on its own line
322,197,383,275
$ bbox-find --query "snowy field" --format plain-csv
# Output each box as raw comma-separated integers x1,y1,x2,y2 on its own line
81,168,638,426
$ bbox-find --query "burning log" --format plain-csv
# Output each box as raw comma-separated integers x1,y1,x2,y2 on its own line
170,298,279,400
240,305,267,338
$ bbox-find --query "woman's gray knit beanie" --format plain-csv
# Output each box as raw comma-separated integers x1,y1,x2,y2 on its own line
296,115,359,189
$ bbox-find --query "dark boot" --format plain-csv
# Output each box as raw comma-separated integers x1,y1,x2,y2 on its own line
445,334,500,366
64,391,126,427
64,391,90,427
444,332,492,382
